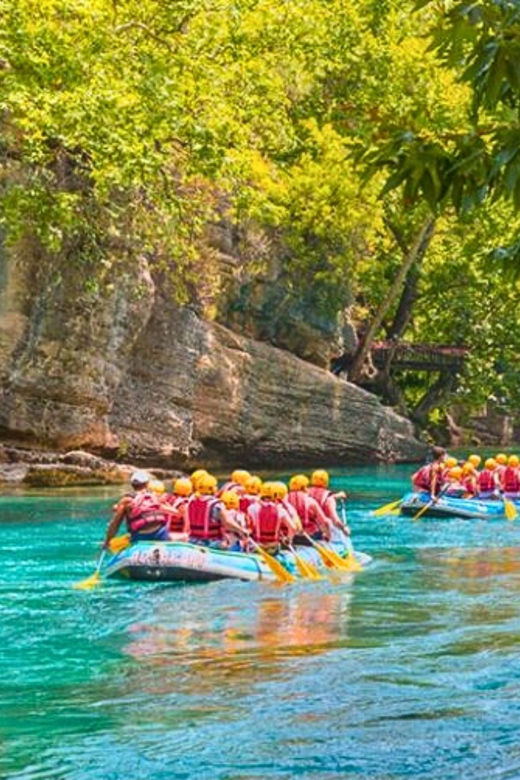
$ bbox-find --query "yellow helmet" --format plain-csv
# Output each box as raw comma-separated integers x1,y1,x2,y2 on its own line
444,457,458,469
260,481,273,499
449,467,462,480
271,481,288,500
462,462,474,474
245,475,262,495
190,469,208,490
508,455,519,468
198,473,218,495
231,469,251,486
221,490,240,509
485,458,497,471
289,474,309,491
149,479,165,494
173,477,192,497
311,469,329,488
468,454,481,468
496,453,507,465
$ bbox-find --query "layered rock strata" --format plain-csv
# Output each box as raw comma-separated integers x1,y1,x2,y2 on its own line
0,252,426,477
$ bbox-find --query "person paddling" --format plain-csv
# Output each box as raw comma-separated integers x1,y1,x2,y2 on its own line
501,455,520,500
246,482,300,554
220,491,248,551
412,446,446,495
307,470,350,536
103,471,170,548
186,473,245,549
478,458,499,499
164,477,192,538
286,474,332,543
239,475,263,513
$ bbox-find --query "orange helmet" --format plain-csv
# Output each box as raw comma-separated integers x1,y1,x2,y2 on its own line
449,467,462,480
485,458,497,471
198,474,218,495
221,490,240,509
190,469,208,490
260,481,273,499
245,475,262,495
173,477,192,497
444,457,458,469
311,469,329,488
462,462,475,474
468,454,481,468
231,469,251,486
496,453,507,465
289,474,309,491
508,455,519,468
271,481,288,500
149,479,165,494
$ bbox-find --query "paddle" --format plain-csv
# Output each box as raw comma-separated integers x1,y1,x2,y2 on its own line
73,549,106,590
108,533,131,553
302,532,356,573
413,484,450,521
287,543,322,580
503,497,518,522
247,538,296,584
372,498,403,517
339,503,363,572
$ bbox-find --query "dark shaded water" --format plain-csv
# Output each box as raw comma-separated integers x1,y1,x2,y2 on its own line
2,465,520,779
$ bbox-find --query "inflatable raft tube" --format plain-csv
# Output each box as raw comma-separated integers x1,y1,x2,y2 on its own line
105,540,372,583
400,491,510,520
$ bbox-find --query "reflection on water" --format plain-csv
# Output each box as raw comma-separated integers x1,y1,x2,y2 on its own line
124,589,352,692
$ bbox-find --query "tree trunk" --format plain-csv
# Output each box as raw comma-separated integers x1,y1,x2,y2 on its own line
349,215,435,383
412,370,457,425
385,218,435,341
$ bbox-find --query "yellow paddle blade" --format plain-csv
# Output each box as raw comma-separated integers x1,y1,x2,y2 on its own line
314,542,353,572
292,551,322,580
109,534,131,554
372,499,403,517
251,542,295,583
73,571,102,590
504,499,517,522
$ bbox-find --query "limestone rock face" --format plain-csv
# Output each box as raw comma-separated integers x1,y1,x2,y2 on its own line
0,251,426,470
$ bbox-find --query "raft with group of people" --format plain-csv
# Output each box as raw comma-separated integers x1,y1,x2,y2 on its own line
76,468,371,587
393,448,520,520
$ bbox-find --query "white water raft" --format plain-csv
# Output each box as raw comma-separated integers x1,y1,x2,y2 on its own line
105,540,372,583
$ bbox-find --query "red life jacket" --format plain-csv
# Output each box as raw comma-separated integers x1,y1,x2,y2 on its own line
164,495,188,533
307,486,333,516
127,491,167,533
503,467,520,493
187,495,223,540
462,476,477,496
252,500,288,545
286,490,323,535
478,469,495,492
239,494,259,513
413,465,432,491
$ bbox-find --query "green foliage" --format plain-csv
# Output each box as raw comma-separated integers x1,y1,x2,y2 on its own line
3,0,520,426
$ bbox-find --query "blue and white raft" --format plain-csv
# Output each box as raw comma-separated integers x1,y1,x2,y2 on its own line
105,540,372,583
400,491,513,520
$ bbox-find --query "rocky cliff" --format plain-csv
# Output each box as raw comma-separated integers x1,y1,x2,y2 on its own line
0,248,426,478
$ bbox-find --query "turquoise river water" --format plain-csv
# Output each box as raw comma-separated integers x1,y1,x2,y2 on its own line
2,464,520,779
